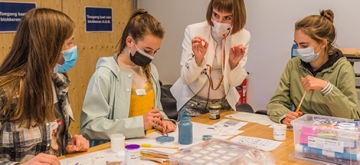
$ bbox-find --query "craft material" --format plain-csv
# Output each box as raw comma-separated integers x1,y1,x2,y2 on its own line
110,134,125,153
141,149,170,157
295,144,360,161
209,104,221,120
230,135,282,151
295,91,306,113
202,135,212,141
273,124,287,140
291,114,360,164
155,136,175,144
125,144,140,165
141,144,180,149
211,119,247,130
169,138,275,165
178,114,193,145
226,112,276,126
140,155,166,163
161,124,168,136
106,161,122,165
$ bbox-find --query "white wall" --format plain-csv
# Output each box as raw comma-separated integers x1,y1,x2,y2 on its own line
138,0,360,111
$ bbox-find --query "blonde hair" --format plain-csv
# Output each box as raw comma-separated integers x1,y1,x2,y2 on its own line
206,0,246,35
0,8,75,128
295,9,336,55
117,9,164,84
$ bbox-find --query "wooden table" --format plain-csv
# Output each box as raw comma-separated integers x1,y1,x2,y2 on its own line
59,110,311,165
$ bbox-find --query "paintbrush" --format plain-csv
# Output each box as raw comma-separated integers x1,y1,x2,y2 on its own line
161,123,168,136
295,91,307,113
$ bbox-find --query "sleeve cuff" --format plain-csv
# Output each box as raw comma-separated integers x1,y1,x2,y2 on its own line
321,81,333,96
279,114,287,124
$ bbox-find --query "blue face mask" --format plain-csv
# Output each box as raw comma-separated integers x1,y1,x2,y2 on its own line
56,45,77,73
297,44,321,63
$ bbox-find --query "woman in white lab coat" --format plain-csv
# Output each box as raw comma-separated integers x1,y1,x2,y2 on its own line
171,0,251,119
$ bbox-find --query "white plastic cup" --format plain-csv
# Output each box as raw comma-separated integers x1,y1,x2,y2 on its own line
125,144,140,165
110,134,125,153
273,124,287,140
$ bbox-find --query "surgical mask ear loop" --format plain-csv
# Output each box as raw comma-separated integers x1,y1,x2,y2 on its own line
206,32,227,91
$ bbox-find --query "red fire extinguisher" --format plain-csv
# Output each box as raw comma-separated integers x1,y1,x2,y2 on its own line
236,78,247,106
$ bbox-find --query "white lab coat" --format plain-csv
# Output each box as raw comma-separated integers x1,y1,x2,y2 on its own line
170,21,251,111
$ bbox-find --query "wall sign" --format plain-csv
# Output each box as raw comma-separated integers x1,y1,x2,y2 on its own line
85,6,112,32
0,2,36,33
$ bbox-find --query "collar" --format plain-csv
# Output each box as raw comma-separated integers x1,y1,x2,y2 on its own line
301,49,344,76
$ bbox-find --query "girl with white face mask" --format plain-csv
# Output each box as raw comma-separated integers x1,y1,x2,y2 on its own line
171,0,250,119
267,9,360,127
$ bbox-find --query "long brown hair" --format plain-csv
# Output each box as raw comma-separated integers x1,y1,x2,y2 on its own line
0,8,75,128
206,0,246,35
117,9,165,84
295,9,336,56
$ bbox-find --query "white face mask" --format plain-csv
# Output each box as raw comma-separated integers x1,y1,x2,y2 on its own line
297,44,321,63
211,19,232,39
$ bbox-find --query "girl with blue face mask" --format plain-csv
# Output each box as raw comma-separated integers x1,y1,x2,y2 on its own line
267,9,360,127
55,34,77,73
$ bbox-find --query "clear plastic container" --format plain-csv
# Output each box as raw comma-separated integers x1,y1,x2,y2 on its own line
170,138,257,165
291,114,360,165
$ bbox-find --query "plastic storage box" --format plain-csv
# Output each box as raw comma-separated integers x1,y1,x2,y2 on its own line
169,138,255,165
291,114,360,165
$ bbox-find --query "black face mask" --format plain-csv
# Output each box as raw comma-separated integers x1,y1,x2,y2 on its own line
129,42,154,66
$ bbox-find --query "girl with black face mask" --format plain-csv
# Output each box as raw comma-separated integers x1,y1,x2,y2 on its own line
80,9,177,147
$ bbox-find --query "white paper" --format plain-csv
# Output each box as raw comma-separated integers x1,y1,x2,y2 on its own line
210,119,247,130
59,149,157,165
226,112,276,126
125,122,239,154
230,135,282,151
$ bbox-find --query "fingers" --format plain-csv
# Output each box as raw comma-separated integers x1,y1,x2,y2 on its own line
163,121,177,132
66,145,77,154
286,112,299,120
282,118,292,127
149,108,164,120
283,111,302,127
68,135,89,153
34,153,60,165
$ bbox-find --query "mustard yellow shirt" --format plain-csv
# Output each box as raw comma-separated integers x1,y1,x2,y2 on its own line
128,83,155,131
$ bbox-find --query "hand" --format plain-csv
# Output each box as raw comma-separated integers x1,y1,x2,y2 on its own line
66,134,89,153
301,75,328,91
282,111,303,127
229,44,246,70
21,153,60,165
157,120,177,136
143,108,164,130
192,36,209,66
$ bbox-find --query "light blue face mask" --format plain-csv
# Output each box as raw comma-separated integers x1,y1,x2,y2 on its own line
56,45,78,73
297,44,321,63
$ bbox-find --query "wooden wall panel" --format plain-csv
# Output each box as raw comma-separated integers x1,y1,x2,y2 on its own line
0,0,133,136
62,0,133,135
0,0,62,64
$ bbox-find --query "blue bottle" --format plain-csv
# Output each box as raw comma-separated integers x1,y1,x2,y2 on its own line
178,115,193,145
290,44,298,111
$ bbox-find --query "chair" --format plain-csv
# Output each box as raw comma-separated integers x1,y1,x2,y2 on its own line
159,82,178,121
255,110,267,115
235,103,254,113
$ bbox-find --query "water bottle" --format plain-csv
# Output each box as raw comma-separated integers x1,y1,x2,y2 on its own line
291,44,298,58
290,44,298,111
178,115,193,145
